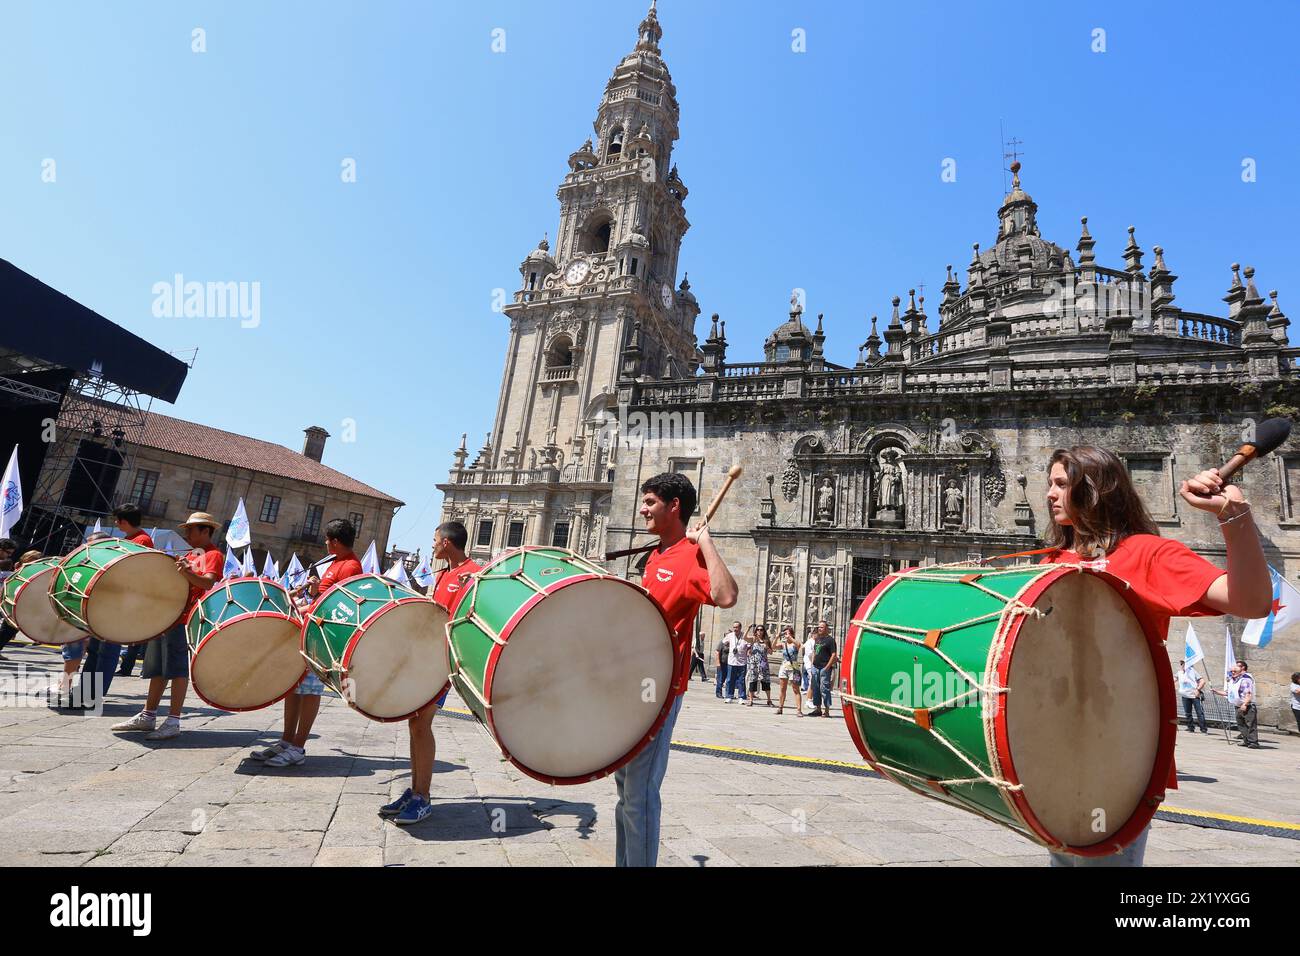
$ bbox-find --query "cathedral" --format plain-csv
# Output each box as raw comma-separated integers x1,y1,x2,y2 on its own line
439,3,1299,726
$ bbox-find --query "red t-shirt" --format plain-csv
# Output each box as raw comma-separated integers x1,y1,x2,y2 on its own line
432,559,481,615
643,537,716,697
128,530,154,548
1041,534,1225,791
318,552,364,595
182,544,224,617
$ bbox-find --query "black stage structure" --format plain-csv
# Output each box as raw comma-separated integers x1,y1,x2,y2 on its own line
0,257,188,554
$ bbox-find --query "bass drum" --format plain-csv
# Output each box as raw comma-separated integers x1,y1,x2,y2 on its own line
1,558,86,645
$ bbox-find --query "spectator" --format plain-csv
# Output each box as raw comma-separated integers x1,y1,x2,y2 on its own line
1291,671,1300,735
1212,661,1258,748
724,622,749,702
775,626,804,716
802,625,816,710
1176,659,1208,733
714,633,729,699
809,619,838,717
746,624,772,707
689,630,709,683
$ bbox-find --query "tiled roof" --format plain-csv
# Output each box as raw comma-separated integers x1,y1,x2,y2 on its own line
62,400,403,505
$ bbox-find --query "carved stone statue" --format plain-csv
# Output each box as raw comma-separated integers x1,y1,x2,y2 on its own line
816,477,835,522
943,479,964,524
877,452,902,509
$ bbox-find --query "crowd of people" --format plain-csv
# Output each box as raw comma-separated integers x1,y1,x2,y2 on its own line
690,617,840,717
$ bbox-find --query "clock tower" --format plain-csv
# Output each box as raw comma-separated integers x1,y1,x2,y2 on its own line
439,1,701,562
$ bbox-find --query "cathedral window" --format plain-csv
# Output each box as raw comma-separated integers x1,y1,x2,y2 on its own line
475,519,494,548
630,256,639,275
605,128,624,162
546,334,574,368
594,221,611,253
551,520,570,548
527,272,537,290
507,520,525,548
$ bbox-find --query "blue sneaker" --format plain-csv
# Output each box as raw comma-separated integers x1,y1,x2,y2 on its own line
394,795,433,826
379,788,413,817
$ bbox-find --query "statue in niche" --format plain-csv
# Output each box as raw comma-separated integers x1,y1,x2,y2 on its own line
943,479,965,526
815,477,835,523
877,452,902,509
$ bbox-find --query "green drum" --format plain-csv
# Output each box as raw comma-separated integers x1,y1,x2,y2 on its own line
841,562,1175,857
50,539,190,644
447,547,675,786
300,573,449,722
186,576,305,712
1,558,85,645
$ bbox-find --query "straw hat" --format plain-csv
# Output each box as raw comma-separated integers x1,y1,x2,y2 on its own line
178,512,219,532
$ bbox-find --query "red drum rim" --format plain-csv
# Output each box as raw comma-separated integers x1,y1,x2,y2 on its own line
189,609,306,713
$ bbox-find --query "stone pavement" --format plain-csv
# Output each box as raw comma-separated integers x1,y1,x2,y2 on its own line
0,643,1295,867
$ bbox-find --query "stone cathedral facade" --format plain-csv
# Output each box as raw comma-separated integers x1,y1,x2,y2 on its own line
442,5,1300,726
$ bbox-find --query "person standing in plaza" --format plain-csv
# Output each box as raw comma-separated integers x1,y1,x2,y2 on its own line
1177,659,1208,734
746,624,772,707
1040,445,1270,866
0,538,18,659
614,471,737,867
808,620,838,717
112,513,222,741
379,520,479,825
802,623,816,708
714,630,730,698
689,630,709,683
254,518,363,768
725,622,750,702
1212,661,1259,748
1290,671,1300,734
775,626,804,716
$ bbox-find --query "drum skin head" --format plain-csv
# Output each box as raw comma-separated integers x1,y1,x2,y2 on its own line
14,567,85,645
84,551,191,643
488,578,674,781
191,616,305,711
1005,571,1158,847
348,601,449,720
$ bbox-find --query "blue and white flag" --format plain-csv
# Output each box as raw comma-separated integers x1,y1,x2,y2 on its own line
383,560,410,587
1224,626,1237,692
262,552,278,580
412,553,435,588
360,540,379,575
1182,622,1205,669
226,497,251,549
1241,565,1299,648
222,547,242,579
0,446,22,539
242,547,257,577
284,552,306,588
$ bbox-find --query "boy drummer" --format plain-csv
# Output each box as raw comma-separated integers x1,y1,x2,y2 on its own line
615,472,737,867
379,520,479,825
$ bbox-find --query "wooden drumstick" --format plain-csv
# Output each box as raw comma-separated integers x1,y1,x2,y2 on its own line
605,465,744,560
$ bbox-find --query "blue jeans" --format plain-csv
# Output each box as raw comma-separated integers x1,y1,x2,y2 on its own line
715,662,728,698
725,665,747,699
81,638,122,706
801,665,811,692
614,693,683,867
1049,825,1149,866
810,665,833,711
1181,695,1208,732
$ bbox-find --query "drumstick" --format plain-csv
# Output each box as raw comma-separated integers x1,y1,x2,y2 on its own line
1218,417,1292,482
605,465,744,560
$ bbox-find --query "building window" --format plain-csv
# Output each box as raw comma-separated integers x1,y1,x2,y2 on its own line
507,520,525,549
670,458,702,514
349,512,364,535
303,504,323,540
188,480,213,512
129,470,159,507
476,519,494,548
551,520,570,548
260,495,282,524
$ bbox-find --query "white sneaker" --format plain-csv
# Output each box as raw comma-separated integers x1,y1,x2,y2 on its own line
112,712,157,732
146,719,181,740
250,740,290,761
264,746,305,768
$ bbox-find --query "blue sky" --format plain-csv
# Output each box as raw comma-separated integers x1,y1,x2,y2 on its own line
2,0,1296,555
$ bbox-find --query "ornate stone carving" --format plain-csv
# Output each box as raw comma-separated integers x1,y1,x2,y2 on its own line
943,479,965,526
780,459,800,501
984,464,1007,505
815,475,835,523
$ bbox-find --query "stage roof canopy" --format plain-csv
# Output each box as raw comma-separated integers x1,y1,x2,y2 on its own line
0,257,188,403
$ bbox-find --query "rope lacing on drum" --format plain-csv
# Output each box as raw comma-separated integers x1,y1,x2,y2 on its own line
301,577,396,679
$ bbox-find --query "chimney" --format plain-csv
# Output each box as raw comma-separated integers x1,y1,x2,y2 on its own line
302,425,329,462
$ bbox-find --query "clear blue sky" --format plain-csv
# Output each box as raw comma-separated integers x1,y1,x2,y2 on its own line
3,0,1296,556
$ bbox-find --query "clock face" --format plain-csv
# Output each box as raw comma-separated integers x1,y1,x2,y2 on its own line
565,259,590,285
660,282,674,309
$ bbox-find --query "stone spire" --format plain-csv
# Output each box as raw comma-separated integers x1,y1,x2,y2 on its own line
452,433,468,471
1268,290,1290,345
620,319,644,379
1223,262,1246,319
700,312,726,373
636,0,663,53
1122,225,1144,275
1148,244,1180,334
863,315,881,363
1076,216,1096,269
883,297,907,363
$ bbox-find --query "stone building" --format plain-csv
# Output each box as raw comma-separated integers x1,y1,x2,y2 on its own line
446,4,1299,726
39,400,403,567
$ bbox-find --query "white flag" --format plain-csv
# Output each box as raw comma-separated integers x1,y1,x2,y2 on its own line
242,547,257,577
284,552,306,588
1182,622,1205,669
261,552,277,579
383,560,410,586
1241,565,1298,647
360,540,379,575
0,446,22,539
1224,626,1237,692
226,497,251,549
413,554,435,588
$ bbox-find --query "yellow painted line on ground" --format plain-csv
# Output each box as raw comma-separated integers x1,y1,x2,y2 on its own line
1159,805,1300,831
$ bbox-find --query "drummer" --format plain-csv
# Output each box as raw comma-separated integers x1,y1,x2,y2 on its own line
253,518,362,769
615,472,737,867
379,520,478,826
112,512,222,741
1040,446,1270,867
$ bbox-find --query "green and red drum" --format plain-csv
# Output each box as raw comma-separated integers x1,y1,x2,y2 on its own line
300,574,449,722
0,558,85,645
446,547,676,786
49,539,190,644
840,562,1174,857
185,577,305,712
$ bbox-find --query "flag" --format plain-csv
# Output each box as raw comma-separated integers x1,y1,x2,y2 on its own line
360,540,379,575
222,547,241,579
226,497,251,549
1241,564,1299,648
242,547,256,577
0,446,22,538
262,552,278,579
93,518,103,534
284,553,306,588
384,560,410,587
1224,626,1237,693
1182,622,1205,669
412,553,435,588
